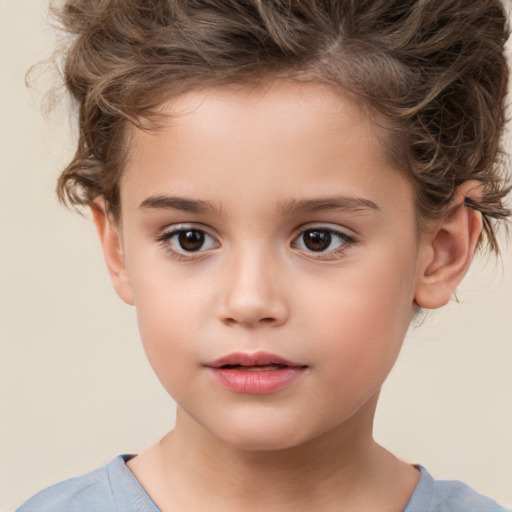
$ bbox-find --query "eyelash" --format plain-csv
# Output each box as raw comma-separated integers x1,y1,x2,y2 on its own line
291,226,357,260
156,224,357,262
156,225,218,262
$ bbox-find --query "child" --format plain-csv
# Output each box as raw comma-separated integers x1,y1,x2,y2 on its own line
16,0,511,510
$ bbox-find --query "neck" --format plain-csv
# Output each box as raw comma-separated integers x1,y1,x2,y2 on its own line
170,400,374,493
128,394,419,511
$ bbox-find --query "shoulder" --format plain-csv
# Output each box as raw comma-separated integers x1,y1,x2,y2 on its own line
431,478,508,512
405,466,509,512
15,460,115,512
15,454,160,512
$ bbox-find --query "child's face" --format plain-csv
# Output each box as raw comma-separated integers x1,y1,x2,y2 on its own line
111,81,427,450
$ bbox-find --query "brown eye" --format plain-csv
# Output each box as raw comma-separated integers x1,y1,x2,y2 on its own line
302,229,333,252
292,226,355,257
178,230,205,252
158,227,218,257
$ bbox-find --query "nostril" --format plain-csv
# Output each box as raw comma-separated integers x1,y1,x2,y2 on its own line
222,315,279,327
218,285,289,327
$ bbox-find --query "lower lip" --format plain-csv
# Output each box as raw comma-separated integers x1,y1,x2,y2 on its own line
208,366,307,394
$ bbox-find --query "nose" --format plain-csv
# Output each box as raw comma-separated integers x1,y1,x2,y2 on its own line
217,248,289,328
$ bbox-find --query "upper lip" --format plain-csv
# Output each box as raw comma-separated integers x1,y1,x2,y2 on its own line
205,351,306,368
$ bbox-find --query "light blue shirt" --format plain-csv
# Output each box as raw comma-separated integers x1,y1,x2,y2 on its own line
16,454,508,512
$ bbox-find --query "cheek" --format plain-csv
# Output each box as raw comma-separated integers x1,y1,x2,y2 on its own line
128,264,202,389
299,251,417,385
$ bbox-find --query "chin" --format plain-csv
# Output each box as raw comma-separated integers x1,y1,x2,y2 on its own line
210,418,316,453
221,433,304,452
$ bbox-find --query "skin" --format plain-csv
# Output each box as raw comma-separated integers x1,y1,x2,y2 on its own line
93,80,483,511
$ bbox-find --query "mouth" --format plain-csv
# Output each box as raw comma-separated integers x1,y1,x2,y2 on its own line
206,351,306,369
217,363,291,371
205,352,308,394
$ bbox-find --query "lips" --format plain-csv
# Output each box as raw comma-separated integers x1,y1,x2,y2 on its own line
205,351,307,394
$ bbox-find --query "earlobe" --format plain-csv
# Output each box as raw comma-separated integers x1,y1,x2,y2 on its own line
91,198,134,306
414,181,483,309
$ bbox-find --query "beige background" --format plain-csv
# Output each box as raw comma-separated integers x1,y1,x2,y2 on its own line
1,1,511,510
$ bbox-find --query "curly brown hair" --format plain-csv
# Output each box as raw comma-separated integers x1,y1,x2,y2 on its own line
53,0,510,252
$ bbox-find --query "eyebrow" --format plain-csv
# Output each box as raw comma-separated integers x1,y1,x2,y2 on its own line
276,196,380,215
139,194,379,216
139,195,222,214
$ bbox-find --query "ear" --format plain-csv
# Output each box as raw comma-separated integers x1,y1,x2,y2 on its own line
90,198,134,306
414,181,483,309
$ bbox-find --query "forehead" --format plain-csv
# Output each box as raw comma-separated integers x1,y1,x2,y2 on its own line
121,80,414,222
160,80,366,131
125,80,390,173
